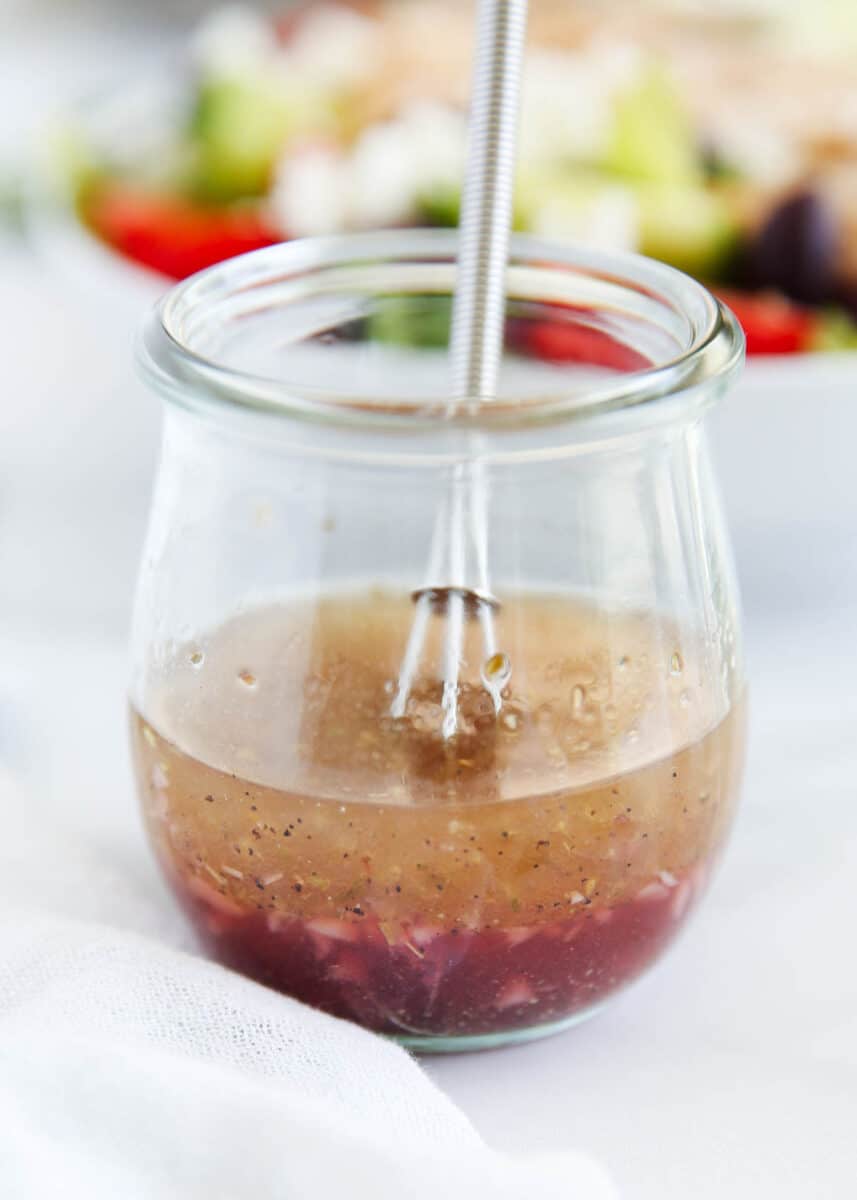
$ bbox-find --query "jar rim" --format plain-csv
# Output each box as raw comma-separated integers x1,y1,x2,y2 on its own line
139,229,745,434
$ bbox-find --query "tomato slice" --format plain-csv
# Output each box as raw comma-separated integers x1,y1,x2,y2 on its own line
517,317,652,372
716,289,818,356
82,181,283,280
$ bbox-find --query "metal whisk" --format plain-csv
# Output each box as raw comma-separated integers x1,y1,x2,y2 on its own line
390,0,528,739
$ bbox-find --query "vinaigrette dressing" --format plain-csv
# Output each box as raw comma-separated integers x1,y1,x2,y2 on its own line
131,591,744,1041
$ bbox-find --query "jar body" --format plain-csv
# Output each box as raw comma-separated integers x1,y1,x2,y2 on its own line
130,399,745,1050
130,233,745,1048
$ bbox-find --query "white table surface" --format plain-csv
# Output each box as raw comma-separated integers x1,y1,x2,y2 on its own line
2,11,856,1199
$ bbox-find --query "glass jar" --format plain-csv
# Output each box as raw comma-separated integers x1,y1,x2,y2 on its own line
131,230,746,1051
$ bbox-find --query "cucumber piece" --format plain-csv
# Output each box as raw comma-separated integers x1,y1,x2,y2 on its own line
190,76,332,202
416,185,460,228
636,182,741,279
370,295,452,349
603,67,701,186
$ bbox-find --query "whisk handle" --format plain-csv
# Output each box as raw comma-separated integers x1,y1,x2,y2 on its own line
450,0,528,403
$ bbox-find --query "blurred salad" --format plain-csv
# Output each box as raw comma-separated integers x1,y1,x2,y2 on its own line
69,0,857,353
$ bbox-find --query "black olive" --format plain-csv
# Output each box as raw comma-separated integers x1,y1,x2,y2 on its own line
747,190,839,306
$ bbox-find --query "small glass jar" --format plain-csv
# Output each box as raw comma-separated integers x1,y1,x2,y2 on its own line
131,231,746,1051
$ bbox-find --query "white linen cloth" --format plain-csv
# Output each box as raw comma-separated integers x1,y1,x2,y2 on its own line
0,908,613,1200
0,724,615,1200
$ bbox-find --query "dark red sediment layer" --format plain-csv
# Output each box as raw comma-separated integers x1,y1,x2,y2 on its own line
172,863,707,1038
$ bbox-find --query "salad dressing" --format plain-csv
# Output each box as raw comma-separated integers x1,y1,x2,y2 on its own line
132,591,744,1040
